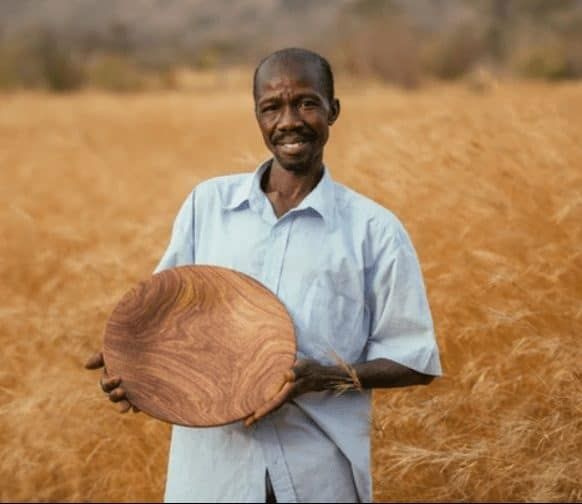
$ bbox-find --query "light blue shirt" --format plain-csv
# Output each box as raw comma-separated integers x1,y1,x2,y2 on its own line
157,160,442,503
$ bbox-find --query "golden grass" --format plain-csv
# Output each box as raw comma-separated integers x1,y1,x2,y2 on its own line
1,80,581,502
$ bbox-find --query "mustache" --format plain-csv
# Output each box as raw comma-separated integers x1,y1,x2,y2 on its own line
272,129,316,144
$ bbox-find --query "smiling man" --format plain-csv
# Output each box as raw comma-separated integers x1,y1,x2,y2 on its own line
87,48,442,503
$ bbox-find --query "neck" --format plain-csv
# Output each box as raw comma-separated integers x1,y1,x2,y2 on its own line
263,158,323,199
261,158,324,218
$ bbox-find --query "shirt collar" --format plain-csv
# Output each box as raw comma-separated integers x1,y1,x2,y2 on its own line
223,159,270,211
223,159,336,227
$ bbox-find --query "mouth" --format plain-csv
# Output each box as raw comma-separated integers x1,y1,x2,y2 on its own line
276,138,312,156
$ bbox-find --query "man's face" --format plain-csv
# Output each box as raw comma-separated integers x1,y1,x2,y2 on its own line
254,60,340,173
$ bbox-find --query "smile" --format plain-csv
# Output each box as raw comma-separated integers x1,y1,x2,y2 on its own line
278,141,309,155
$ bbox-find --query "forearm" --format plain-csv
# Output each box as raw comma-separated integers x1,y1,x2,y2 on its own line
353,358,434,389
245,357,436,426
318,358,434,392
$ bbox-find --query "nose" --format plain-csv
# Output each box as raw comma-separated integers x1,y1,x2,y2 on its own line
277,104,303,131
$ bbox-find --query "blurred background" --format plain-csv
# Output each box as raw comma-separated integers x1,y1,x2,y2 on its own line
1,1,581,502
1,0,582,92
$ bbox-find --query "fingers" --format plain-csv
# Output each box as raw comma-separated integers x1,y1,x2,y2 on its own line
85,352,105,370
89,357,140,415
108,387,127,403
290,359,315,380
244,362,305,427
282,360,302,383
107,386,140,414
100,376,121,393
100,378,140,414
244,381,295,428
118,399,132,414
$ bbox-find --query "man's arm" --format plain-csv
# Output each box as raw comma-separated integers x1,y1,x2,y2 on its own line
246,224,441,427
244,358,434,426
289,358,434,392
353,358,435,388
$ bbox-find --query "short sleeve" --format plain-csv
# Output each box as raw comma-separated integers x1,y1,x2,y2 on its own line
154,190,196,273
364,225,442,376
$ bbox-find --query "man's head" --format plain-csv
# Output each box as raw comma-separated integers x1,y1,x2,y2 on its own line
253,48,340,174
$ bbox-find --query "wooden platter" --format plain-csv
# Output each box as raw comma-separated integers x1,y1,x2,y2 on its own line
102,265,296,427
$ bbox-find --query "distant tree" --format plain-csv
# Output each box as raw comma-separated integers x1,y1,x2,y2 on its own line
37,30,85,92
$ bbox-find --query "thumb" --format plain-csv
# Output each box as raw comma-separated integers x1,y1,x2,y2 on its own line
84,351,105,370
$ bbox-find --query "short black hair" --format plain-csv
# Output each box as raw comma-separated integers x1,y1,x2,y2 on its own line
253,47,335,104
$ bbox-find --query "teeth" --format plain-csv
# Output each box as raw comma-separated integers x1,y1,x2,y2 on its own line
279,141,307,154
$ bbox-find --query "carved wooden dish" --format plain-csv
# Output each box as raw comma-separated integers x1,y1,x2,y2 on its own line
102,265,296,427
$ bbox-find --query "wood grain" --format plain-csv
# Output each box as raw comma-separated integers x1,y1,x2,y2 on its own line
102,265,296,427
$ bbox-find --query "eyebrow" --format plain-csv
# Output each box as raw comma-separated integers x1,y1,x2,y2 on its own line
295,91,322,100
257,90,323,105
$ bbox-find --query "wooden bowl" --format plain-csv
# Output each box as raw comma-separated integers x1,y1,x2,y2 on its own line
102,265,296,427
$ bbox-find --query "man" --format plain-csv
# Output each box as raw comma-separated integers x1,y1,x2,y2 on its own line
86,48,442,503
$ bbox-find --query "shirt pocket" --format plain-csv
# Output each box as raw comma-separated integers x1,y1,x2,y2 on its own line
299,259,367,364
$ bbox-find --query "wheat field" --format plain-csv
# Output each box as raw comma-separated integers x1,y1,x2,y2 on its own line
1,79,581,502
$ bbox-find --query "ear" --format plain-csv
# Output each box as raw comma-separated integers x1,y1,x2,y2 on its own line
328,98,340,125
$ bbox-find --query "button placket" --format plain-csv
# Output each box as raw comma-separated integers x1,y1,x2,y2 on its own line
262,220,288,293
254,418,298,503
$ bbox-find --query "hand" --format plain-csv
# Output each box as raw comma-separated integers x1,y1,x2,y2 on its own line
244,359,358,427
84,351,140,414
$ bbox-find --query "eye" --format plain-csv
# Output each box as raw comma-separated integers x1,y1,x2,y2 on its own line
300,99,318,108
260,103,278,114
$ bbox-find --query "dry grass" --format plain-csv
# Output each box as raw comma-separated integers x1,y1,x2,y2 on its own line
1,78,581,502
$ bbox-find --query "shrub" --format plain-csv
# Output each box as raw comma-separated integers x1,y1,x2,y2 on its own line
422,23,485,80
0,29,84,91
85,54,145,92
38,35,85,92
511,42,575,80
333,16,422,89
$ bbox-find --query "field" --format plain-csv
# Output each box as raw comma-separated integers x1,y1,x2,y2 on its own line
1,79,581,502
